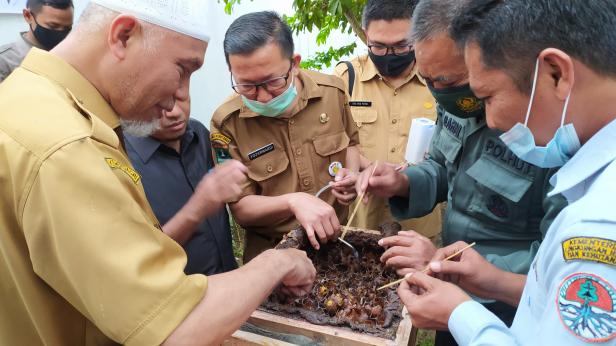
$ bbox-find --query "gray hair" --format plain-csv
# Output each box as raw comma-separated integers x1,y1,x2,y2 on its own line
411,0,468,44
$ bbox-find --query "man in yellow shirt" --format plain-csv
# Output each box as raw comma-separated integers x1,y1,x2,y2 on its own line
335,0,441,237
0,1,315,345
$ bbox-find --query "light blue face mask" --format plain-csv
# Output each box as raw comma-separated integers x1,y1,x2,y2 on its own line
241,76,298,117
499,59,581,168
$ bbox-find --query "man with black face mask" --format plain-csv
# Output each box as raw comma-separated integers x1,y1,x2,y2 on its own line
356,1,567,344
0,0,73,82
334,0,442,240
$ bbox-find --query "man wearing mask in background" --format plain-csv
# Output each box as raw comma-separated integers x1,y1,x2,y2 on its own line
356,0,565,344
399,0,616,344
334,0,441,240
211,11,360,262
0,0,73,82
126,96,239,276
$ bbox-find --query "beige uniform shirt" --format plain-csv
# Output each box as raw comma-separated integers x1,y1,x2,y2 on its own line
211,69,359,260
0,49,206,345
0,32,36,82
335,55,441,237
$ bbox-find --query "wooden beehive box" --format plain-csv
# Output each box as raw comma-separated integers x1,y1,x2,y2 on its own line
226,226,416,346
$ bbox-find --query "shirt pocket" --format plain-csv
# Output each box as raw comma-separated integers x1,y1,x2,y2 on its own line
246,150,290,194
311,131,350,186
350,108,378,148
432,127,462,163
465,155,534,231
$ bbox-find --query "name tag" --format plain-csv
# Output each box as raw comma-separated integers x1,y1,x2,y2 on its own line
349,101,372,107
248,143,275,161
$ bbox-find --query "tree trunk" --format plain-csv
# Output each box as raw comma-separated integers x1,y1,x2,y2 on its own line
343,6,366,44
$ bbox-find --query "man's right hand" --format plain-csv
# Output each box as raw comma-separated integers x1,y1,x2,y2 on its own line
276,249,317,296
428,241,505,300
288,193,341,250
195,160,248,207
355,163,410,204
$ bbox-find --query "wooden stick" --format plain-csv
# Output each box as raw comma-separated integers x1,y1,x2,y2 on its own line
377,242,477,291
340,161,379,240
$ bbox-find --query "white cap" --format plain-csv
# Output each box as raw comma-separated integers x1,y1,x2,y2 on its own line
91,0,210,42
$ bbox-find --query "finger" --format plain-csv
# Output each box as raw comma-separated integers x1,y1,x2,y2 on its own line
396,267,417,276
313,223,327,243
378,235,416,248
321,218,335,239
305,225,320,250
405,271,436,291
386,256,425,271
396,278,419,307
329,212,341,234
428,259,470,278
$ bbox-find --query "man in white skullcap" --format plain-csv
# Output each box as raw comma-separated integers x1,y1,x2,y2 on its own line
0,1,316,345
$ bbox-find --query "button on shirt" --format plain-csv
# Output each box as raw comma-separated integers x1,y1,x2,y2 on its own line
449,119,616,345
125,119,238,276
211,69,359,261
0,48,206,345
334,55,442,237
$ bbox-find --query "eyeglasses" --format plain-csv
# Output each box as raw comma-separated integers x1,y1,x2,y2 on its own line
367,43,413,56
231,63,293,97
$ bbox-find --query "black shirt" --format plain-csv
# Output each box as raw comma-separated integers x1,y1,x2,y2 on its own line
125,119,237,275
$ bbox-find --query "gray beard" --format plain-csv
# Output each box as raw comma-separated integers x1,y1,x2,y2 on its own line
120,118,162,138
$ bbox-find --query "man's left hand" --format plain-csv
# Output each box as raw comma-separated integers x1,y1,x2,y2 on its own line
397,272,471,330
330,168,357,205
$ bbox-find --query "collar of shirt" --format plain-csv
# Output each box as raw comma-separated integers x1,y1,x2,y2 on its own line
124,121,198,163
238,69,323,119
20,48,121,130
19,31,41,50
549,118,616,199
357,54,426,87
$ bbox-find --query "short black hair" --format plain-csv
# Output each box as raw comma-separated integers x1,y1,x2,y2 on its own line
223,11,294,67
362,0,419,29
27,0,73,14
451,0,616,93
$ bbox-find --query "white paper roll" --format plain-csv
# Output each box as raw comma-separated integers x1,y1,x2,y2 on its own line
405,118,436,165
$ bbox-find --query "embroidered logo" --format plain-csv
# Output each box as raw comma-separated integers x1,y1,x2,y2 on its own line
557,273,616,342
487,194,509,218
105,158,140,184
456,96,482,113
210,133,232,163
562,237,616,267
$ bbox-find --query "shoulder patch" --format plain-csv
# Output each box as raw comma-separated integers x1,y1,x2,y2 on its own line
557,273,616,342
105,158,140,184
562,237,616,266
210,133,232,164
304,69,346,91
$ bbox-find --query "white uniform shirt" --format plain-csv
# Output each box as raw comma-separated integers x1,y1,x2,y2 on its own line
448,119,616,345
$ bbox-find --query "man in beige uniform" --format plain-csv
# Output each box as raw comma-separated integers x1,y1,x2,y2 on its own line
335,0,441,237
0,0,73,82
0,1,315,345
211,11,361,261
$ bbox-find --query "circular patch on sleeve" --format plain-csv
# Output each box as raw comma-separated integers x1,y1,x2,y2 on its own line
557,273,616,342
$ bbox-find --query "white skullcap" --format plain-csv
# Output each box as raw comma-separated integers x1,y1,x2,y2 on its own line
91,0,210,42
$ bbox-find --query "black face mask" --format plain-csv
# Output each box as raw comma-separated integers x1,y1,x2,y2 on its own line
31,16,71,50
368,51,416,77
427,82,484,119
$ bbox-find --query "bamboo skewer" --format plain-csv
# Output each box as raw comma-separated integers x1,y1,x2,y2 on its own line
377,242,477,291
340,161,379,241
